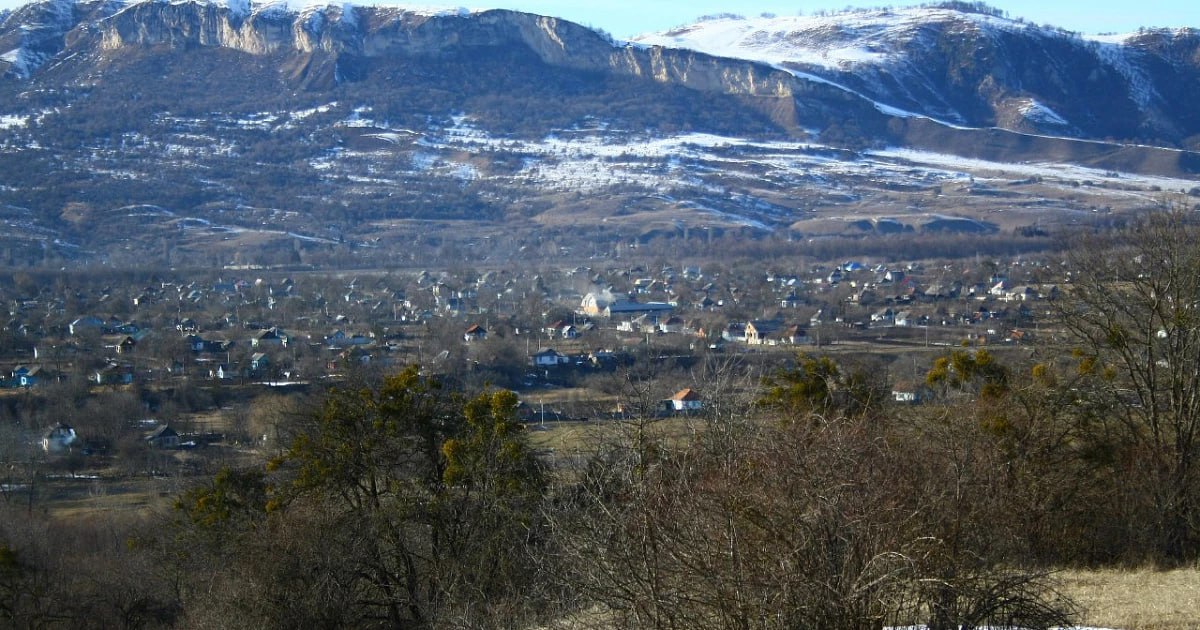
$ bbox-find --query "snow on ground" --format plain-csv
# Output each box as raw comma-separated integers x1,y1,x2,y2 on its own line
63,96,1193,235
1086,32,1138,44
119,204,175,217
515,158,665,194
373,115,1194,204
339,105,377,128
649,24,967,126
870,147,1199,192
290,102,338,120
1091,39,1159,109
1018,99,1069,126
363,132,417,144
446,162,477,181
631,8,1176,138
178,214,339,244
232,112,280,130
346,174,396,185
410,151,437,170
0,113,29,129
0,47,33,78
633,8,1045,72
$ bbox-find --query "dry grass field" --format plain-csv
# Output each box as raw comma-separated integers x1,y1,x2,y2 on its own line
42,477,176,519
1060,568,1200,630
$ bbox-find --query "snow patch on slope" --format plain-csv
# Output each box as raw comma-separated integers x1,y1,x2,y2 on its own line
0,113,31,129
1,0,84,77
0,45,55,79
0,48,31,77
225,0,250,18
633,8,1045,72
1092,42,1158,108
871,147,1197,191
1017,99,1068,126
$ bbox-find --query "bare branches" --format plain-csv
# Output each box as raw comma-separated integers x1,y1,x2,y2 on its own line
1059,208,1200,561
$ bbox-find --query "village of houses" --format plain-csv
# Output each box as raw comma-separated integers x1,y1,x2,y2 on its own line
0,255,1061,482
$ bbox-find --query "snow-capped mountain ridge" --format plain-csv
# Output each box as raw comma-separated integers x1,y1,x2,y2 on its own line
2,0,1197,156
3,0,1197,151
0,0,1198,266
636,6,1200,145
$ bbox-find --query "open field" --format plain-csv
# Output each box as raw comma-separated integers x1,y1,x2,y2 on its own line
37,476,176,519
1061,568,1200,630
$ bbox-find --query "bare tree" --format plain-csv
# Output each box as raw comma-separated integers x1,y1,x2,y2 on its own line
1058,209,1200,561
549,352,1080,629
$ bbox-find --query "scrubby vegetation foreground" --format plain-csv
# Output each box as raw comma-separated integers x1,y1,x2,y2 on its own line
7,213,1200,628
2,358,1079,629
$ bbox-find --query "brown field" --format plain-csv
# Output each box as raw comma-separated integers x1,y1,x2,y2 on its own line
1060,568,1200,630
520,387,617,407
41,477,176,519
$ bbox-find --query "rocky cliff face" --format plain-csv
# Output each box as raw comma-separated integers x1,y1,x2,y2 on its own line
3,0,868,134
0,0,1197,266
80,2,802,100
7,1,1195,148
3,0,1197,163
97,0,292,53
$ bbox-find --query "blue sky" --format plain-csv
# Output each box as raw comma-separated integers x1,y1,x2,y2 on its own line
1,0,1195,37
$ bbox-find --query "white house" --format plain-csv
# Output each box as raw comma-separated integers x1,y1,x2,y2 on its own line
891,382,932,405
1002,286,1039,302
250,352,270,373
780,324,809,345
531,348,570,367
667,388,703,412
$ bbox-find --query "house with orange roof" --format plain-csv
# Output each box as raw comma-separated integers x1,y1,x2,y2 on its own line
667,388,703,412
